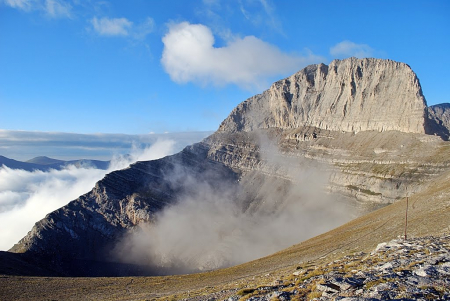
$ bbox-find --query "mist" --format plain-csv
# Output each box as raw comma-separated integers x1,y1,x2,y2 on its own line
0,140,176,251
113,134,355,274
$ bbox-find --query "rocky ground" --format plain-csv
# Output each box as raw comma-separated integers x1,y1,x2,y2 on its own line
192,235,450,301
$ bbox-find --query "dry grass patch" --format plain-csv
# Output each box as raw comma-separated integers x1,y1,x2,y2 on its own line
306,291,322,300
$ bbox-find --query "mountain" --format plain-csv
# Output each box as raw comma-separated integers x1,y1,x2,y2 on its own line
0,156,46,172
0,155,110,171
219,58,429,134
5,58,450,277
26,156,65,165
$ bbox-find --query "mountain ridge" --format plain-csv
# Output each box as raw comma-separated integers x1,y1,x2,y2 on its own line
5,57,450,277
218,58,442,136
0,155,110,171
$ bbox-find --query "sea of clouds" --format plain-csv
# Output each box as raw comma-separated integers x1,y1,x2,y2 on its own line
0,130,210,251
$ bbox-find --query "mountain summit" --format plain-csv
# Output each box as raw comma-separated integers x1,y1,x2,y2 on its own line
220,58,446,137
6,58,450,277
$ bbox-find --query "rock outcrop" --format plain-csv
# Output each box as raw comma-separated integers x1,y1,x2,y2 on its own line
427,103,450,140
219,58,431,135
220,235,450,301
7,58,450,277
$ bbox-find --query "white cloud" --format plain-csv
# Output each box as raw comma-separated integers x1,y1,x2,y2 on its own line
3,0,34,10
91,16,133,36
161,22,324,88
90,16,155,39
3,0,72,18
0,166,107,250
330,40,375,59
132,17,155,40
0,140,176,251
44,0,71,18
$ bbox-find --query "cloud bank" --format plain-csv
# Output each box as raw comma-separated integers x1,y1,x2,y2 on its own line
0,130,211,161
0,140,176,251
161,22,324,88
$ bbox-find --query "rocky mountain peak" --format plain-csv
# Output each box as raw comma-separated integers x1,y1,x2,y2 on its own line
218,57,429,135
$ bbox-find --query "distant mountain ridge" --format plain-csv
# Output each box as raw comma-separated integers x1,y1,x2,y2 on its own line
26,156,65,165
5,58,450,277
0,155,110,171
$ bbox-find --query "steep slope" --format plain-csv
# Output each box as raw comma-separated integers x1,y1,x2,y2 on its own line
6,58,450,277
10,143,239,276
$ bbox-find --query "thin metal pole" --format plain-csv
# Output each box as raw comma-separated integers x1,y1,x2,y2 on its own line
404,187,408,240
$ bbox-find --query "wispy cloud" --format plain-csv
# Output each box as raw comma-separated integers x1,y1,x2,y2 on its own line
90,16,155,39
257,0,283,34
202,0,283,35
3,0,34,11
132,17,155,40
91,16,133,36
44,0,71,18
330,40,375,59
161,22,324,89
3,0,72,18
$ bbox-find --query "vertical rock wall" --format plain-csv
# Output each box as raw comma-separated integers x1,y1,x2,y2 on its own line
219,58,428,134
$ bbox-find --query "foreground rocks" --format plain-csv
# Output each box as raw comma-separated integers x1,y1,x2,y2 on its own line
226,235,450,301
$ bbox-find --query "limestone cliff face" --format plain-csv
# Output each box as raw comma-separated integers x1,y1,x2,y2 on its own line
219,58,428,134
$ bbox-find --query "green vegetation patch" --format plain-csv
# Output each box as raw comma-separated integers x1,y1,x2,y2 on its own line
346,185,382,196
236,288,256,296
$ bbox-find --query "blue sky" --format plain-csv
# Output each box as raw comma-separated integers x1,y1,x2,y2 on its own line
1,0,449,135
